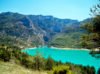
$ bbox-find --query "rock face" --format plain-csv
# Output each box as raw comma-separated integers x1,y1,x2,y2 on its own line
0,12,90,48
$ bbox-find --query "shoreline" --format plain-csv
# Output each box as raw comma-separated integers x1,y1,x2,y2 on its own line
27,47,36,49
24,46,90,51
50,46,90,51
22,47,36,50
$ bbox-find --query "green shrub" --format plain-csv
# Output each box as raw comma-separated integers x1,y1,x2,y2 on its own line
33,50,45,70
0,48,11,61
45,56,55,70
52,65,71,74
81,66,95,74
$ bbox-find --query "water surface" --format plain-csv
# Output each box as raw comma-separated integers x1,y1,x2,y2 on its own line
22,47,100,71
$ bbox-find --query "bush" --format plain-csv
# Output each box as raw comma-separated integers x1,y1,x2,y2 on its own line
45,56,55,70
0,48,11,61
81,66,95,74
33,50,45,70
52,65,71,74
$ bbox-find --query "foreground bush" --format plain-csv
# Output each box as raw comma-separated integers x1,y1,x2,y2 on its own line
81,66,95,74
45,56,56,70
52,65,71,74
0,48,11,61
34,51,45,70
0,44,11,61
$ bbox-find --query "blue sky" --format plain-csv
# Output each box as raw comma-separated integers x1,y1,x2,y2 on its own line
0,0,98,21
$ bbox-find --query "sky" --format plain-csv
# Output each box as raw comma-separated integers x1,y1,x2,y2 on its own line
0,0,99,21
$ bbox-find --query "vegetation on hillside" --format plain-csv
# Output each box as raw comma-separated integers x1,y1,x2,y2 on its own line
49,32,84,48
49,20,89,48
0,61,47,74
0,42,97,74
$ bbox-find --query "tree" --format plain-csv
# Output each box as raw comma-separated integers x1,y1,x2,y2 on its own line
81,0,100,49
81,66,95,74
34,50,45,70
45,56,55,70
56,60,63,66
98,68,100,74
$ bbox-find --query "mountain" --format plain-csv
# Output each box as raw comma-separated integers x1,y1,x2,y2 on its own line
27,15,79,41
0,12,44,48
49,19,91,48
0,12,80,48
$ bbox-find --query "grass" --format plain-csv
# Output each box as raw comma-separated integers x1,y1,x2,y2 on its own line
0,61,47,74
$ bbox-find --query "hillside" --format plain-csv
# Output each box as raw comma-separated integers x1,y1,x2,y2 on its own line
0,61,47,74
0,12,80,48
0,12,44,48
49,32,84,48
49,19,91,48
0,42,96,74
0,12,92,48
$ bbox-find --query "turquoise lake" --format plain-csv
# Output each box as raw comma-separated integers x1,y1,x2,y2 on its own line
22,47,100,71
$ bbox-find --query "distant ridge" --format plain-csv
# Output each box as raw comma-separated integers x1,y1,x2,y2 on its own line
0,12,91,48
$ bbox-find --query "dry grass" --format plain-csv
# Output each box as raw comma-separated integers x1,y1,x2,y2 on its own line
0,61,47,74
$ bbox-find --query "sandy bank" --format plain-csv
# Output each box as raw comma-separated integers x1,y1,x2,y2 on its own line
22,47,36,50
50,46,90,51
23,46,90,51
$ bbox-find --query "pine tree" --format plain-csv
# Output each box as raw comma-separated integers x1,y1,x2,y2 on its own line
81,0,100,50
